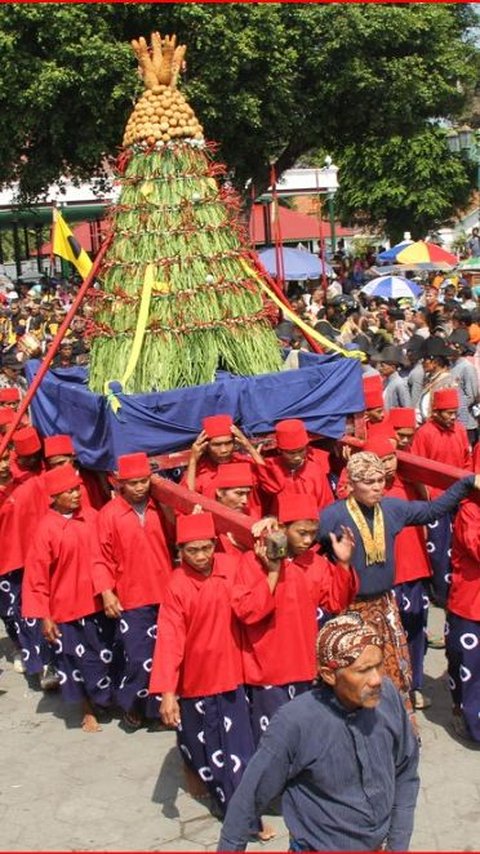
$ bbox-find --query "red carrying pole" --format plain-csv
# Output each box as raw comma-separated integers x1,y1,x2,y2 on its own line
0,231,113,458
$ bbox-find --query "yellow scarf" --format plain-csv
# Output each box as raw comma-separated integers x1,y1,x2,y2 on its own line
346,496,386,565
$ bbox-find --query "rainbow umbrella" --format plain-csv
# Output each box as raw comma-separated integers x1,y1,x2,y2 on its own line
396,240,458,267
457,256,480,271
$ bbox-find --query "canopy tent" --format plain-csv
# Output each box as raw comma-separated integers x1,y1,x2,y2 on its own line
257,247,333,281
25,353,364,471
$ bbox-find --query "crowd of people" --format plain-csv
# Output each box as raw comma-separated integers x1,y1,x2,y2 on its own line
1,262,480,849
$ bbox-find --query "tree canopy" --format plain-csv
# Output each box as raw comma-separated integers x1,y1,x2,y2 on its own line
0,3,478,238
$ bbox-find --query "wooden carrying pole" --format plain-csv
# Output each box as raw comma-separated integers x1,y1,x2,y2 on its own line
0,231,113,459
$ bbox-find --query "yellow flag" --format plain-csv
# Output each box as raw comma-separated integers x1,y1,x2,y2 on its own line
52,209,93,279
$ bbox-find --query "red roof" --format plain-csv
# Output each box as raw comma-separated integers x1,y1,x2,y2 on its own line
249,203,354,244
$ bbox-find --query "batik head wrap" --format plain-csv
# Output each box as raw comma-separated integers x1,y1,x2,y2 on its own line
346,451,385,483
316,612,383,671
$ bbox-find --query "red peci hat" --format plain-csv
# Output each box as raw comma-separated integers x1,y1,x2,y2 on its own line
366,421,396,441
44,463,80,497
13,426,41,456
363,437,396,459
275,419,309,451
215,462,253,489
0,408,14,426
176,511,216,544
363,374,383,392
387,407,416,430
432,388,459,411
44,434,75,459
0,387,20,404
363,387,384,410
278,493,318,524
202,414,233,439
117,452,151,480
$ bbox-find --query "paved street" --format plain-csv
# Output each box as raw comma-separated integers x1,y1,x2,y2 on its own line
1,605,479,852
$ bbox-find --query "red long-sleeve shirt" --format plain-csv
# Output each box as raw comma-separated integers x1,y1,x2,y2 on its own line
92,494,173,609
148,555,243,698
386,476,432,583
449,496,480,621
257,448,334,515
22,507,101,622
0,469,104,576
411,420,471,498
232,550,358,686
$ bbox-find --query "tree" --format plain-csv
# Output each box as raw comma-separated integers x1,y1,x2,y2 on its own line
0,2,478,234
331,127,474,244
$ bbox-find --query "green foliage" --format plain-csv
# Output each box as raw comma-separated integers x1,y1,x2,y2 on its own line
0,2,478,239
0,3,478,205
334,126,473,244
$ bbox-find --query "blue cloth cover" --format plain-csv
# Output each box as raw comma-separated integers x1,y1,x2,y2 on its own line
25,353,363,470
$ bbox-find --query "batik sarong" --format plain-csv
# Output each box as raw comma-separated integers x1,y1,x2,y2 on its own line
112,604,161,718
52,612,114,706
394,580,429,691
445,611,480,742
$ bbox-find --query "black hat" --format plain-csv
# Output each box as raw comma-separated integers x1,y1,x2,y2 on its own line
374,345,406,366
420,336,454,360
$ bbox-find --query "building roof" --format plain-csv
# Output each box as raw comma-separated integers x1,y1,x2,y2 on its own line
249,203,355,244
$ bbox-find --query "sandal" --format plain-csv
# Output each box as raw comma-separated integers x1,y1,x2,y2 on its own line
122,711,145,731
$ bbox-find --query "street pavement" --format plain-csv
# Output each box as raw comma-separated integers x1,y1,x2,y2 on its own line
1,604,480,852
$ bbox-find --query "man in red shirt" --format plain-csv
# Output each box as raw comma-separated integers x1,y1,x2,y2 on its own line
363,436,432,711
233,493,357,744
10,426,44,486
150,512,257,822
387,407,417,451
92,452,173,730
22,464,113,733
0,406,14,439
257,419,333,515
412,387,471,607
447,488,480,741
363,375,385,429
43,434,109,509
0,386,21,410
183,414,264,517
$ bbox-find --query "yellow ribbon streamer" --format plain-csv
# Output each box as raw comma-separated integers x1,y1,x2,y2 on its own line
104,263,156,411
240,259,365,362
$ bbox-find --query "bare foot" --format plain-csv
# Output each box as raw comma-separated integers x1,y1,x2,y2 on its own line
82,712,102,733
257,822,276,842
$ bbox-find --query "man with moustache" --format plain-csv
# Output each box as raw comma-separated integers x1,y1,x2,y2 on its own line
218,613,420,852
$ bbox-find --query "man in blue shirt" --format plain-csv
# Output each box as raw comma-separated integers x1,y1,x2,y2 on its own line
217,613,420,852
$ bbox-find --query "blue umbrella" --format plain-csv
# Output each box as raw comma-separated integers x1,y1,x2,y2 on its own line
377,240,414,263
360,275,421,299
257,247,333,281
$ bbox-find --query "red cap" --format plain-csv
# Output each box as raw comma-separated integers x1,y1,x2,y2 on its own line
117,452,151,480
202,414,233,439
44,463,80,497
275,419,309,451
278,493,318,524
215,462,253,489
432,388,459,411
363,387,384,409
363,437,396,458
0,387,20,404
13,426,41,456
366,421,396,441
0,408,14,426
176,511,216,544
44,434,74,459
363,374,383,390
388,408,416,429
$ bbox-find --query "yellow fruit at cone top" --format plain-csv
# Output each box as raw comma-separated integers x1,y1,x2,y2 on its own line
123,85,204,147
